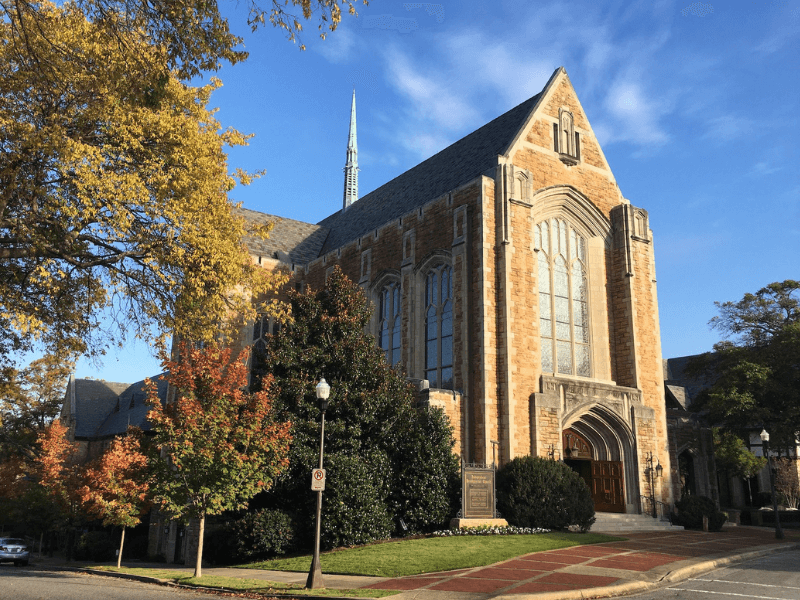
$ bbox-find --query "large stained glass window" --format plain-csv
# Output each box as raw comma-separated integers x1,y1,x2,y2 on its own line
378,281,401,367
425,264,453,389
535,219,590,377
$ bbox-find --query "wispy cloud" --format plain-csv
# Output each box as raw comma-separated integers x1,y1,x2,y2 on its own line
313,26,356,63
701,115,756,142
600,80,671,146
748,161,782,177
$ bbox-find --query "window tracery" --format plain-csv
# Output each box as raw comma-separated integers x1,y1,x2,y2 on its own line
425,264,453,389
378,281,401,366
535,218,590,377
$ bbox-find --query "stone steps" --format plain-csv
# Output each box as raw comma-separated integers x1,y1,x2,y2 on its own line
591,511,685,533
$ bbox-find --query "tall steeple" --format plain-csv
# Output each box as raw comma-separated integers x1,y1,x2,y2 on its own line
342,89,359,211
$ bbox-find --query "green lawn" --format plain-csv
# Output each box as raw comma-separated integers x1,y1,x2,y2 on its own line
242,532,622,577
90,567,398,597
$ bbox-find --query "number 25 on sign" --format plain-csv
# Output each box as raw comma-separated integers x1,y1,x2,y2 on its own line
311,468,326,491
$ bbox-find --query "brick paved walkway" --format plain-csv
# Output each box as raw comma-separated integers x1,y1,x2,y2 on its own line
361,527,800,597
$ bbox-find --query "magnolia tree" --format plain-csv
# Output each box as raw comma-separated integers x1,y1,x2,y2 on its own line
79,431,150,568
146,343,291,577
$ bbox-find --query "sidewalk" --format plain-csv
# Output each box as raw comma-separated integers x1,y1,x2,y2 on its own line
36,525,800,600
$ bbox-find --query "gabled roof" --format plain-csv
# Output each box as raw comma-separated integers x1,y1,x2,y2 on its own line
95,376,169,438
66,376,168,439
316,88,546,254
235,207,329,265
68,379,131,438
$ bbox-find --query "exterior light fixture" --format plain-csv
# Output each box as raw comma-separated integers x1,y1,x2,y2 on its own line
307,378,332,589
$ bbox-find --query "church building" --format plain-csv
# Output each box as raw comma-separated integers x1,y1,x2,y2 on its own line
241,67,682,516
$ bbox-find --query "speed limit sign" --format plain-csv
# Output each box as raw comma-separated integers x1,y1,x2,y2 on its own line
311,468,326,491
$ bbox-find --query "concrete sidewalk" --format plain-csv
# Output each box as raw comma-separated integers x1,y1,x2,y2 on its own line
36,525,800,600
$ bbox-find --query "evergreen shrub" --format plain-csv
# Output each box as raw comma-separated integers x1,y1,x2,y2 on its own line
674,495,727,531
229,509,296,560
496,456,595,532
74,531,115,562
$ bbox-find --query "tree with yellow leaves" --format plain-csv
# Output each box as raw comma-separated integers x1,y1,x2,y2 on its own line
0,0,309,376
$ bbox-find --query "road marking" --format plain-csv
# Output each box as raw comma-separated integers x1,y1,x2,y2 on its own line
693,578,800,591
676,588,793,600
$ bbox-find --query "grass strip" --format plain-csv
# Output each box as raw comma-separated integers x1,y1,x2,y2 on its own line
90,566,398,597
243,532,623,577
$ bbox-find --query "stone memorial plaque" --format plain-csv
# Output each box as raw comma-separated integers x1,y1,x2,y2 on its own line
463,467,495,519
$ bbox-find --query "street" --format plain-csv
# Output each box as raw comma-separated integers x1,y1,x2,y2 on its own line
0,567,215,600
629,549,800,600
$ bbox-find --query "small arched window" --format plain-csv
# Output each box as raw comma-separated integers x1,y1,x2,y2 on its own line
425,264,453,389
378,281,401,366
252,314,281,379
535,218,590,377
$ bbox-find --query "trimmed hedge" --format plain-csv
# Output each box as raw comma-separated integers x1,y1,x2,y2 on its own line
674,495,727,531
497,457,595,532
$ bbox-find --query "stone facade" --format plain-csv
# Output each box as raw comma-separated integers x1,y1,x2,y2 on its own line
236,67,678,516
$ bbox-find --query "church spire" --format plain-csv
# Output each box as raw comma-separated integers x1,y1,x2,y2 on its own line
342,89,359,211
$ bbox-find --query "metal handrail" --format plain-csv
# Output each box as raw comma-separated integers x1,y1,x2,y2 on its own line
640,495,672,521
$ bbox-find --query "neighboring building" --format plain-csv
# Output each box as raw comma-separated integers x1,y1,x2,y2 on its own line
59,375,168,462
664,354,800,512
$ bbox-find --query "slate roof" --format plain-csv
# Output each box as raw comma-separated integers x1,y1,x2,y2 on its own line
235,207,328,265
70,376,168,439
71,380,131,438
663,354,720,411
95,376,169,438
316,91,543,254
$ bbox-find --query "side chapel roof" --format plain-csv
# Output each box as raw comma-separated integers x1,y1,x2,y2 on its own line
64,376,168,439
235,207,329,265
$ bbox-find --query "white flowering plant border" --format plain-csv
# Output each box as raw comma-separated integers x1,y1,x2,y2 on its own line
432,525,551,536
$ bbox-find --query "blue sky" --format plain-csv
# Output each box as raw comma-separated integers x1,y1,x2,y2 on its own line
73,0,799,383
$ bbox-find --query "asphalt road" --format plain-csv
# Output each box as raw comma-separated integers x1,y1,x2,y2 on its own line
0,567,215,600
628,549,800,600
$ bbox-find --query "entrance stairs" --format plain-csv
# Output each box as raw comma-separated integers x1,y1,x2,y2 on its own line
591,512,684,533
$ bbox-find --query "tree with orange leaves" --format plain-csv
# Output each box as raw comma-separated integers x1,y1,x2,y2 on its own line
79,430,150,568
35,419,84,559
146,343,291,577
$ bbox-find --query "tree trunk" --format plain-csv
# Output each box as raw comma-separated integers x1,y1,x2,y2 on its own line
38,531,44,557
194,515,204,578
117,526,125,569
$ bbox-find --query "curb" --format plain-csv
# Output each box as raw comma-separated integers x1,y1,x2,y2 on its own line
56,565,366,600
493,541,800,600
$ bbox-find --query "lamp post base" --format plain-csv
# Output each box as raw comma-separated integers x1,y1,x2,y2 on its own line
306,557,325,589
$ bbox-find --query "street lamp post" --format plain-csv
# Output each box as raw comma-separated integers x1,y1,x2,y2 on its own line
306,378,331,589
644,452,663,519
759,429,784,540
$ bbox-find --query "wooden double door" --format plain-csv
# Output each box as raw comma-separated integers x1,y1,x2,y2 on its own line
563,429,625,513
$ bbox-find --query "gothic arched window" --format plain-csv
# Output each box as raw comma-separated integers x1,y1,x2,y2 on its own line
378,281,401,366
425,264,453,389
535,218,590,377
252,314,281,380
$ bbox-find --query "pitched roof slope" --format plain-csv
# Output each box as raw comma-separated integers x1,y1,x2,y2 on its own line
316,91,543,254
69,380,131,438
235,207,329,265
95,376,169,437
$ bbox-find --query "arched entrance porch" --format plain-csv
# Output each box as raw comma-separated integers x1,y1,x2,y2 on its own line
563,406,639,514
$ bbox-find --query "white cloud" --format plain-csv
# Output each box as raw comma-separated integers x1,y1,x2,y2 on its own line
313,26,356,63
748,161,782,177
702,115,755,142
601,81,670,146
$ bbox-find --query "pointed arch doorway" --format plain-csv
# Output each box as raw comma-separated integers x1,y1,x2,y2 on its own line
563,428,626,513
